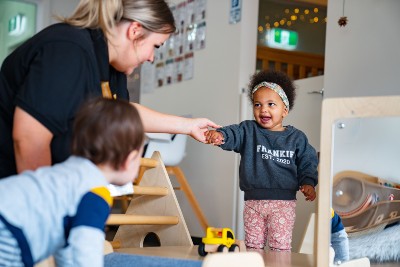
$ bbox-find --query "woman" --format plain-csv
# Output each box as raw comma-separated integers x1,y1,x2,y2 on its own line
0,0,219,178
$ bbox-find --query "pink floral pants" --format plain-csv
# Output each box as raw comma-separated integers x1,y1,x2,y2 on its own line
244,199,296,251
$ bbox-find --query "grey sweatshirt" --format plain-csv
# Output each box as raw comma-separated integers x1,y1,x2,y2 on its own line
218,120,318,201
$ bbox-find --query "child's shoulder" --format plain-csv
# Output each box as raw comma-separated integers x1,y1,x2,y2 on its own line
239,120,258,128
285,125,307,136
218,120,256,130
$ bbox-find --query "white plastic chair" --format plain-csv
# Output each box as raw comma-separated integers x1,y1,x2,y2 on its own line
143,133,187,166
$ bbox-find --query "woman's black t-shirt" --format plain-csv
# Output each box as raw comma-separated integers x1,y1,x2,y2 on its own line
0,23,129,178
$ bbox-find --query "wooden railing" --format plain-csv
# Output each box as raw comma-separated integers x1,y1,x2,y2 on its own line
256,46,325,80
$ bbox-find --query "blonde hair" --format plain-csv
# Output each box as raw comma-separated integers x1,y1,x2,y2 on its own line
59,0,176,36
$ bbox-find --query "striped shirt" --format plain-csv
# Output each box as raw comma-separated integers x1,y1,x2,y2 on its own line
0,156,112,267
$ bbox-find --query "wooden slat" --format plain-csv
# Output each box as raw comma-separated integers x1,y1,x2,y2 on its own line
275,61,282,72
112,186,168,197
262,60,269,70
311,67,318,76
299,65,306,79
133,185,168,196
140,158,158,168
287,63,294,79
107,214,179,225
113,185,168,213
135,158,158,185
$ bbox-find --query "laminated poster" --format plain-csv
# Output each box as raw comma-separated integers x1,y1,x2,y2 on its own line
174,56,184,83
140,61,156,94
183,52,194,81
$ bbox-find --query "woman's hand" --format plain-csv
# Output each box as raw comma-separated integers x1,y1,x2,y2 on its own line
187,118,221,143
132,103,221,143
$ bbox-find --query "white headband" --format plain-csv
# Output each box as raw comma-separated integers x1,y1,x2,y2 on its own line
251,82,290,112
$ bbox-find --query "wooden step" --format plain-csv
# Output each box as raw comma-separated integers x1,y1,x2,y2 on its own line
133,185,168,196
140,158,158,168
107,214,179,225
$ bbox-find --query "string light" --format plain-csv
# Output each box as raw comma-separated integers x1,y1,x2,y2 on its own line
260,2,327,31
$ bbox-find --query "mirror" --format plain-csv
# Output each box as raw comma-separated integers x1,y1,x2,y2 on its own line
332,117,400,178
331,117,400,264
316,96,400,266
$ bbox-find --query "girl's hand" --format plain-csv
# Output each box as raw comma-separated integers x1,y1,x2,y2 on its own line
300,185,316,201
204,130,224,145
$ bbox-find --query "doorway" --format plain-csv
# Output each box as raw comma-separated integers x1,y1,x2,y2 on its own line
0,0,37,63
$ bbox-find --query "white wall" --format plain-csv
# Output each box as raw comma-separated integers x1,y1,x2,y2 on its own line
21,0,79,31
141,0,259,237
49,0,80,22
324,0,400,98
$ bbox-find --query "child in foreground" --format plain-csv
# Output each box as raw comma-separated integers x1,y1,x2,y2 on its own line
205,70,318,252
331,208,349,264
0,98,144,267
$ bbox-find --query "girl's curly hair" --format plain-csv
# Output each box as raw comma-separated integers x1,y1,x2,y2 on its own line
247,70,296,111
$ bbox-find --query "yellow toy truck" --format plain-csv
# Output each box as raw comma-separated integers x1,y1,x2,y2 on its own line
198,227,240,256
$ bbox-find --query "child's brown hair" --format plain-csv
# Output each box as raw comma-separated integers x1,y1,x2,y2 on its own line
72,97,144,169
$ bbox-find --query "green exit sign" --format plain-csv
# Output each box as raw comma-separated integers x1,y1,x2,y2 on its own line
8,14,26,36
268,28,298,50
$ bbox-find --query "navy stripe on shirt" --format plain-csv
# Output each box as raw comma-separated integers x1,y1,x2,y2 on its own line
0,214,33,267
71,192,110,231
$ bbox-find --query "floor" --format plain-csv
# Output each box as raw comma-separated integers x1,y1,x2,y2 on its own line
112,245,400,267
371,264,400,267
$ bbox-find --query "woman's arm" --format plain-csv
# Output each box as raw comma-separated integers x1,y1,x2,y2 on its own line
132,103,220,143
13,107,53,173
